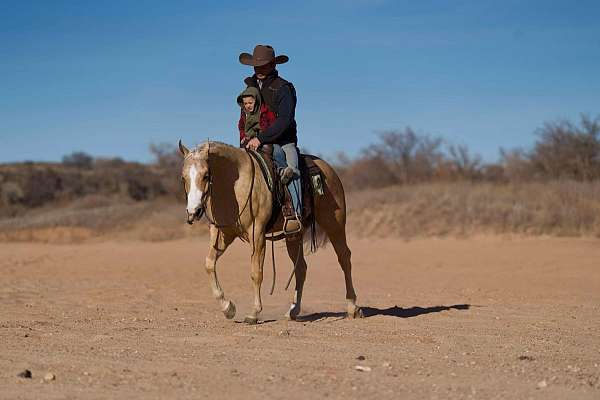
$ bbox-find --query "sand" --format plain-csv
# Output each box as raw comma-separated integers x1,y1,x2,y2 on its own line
1,235,599,399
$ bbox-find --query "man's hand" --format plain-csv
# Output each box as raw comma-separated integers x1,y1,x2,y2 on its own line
245,137,261,151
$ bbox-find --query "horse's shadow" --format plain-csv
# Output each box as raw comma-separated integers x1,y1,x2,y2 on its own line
297,304,470,322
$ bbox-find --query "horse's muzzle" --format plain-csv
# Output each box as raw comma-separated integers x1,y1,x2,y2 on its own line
186,207,204,225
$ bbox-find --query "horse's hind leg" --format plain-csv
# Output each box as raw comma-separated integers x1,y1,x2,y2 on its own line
205,225,236,319
312,159,362,318
316,204,362,318
285,238,307,320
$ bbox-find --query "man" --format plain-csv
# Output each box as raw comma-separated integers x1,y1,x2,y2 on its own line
239,44,302,233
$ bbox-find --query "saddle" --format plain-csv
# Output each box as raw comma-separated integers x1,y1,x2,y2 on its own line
248,145,323,239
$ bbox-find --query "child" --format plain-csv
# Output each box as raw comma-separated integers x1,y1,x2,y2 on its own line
237,87,275,147
237,87,297,185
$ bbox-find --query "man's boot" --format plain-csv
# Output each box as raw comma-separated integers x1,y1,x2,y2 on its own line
280,166,295,185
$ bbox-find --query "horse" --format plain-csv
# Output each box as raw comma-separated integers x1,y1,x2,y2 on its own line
178,140,362,323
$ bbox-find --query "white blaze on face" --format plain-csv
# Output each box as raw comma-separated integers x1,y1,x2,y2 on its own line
186,164,203,215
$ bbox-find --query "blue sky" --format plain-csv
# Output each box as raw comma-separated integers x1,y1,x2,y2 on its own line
1,0,599,163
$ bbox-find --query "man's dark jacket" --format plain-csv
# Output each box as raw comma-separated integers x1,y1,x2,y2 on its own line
244,70,297,146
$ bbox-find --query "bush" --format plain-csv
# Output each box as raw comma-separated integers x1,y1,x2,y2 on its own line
364,128,445,184
335,114,600,190
1,181,24,206
23,169,61,207
530,115,600,180
336,127,482,189
499,148,534,182
62,152,94,169
149,142,184,200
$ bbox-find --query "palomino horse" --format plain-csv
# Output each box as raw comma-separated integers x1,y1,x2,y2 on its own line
179,140,361,323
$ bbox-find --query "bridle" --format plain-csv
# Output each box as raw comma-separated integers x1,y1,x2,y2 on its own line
181,174,208,223
183,144,256,233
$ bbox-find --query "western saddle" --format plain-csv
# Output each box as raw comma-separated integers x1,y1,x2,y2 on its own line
247,145,324,239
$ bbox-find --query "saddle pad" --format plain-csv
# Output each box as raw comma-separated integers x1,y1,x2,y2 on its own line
247,149,274,192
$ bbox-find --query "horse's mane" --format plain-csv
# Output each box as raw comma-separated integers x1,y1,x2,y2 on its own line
194,140,239,153
187,140,239,160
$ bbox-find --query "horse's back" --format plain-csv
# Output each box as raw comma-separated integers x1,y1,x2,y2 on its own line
301,154,344,191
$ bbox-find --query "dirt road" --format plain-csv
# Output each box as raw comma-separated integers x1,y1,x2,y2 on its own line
1,236,599,399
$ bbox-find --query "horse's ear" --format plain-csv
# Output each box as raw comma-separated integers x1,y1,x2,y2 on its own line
178,140,190,157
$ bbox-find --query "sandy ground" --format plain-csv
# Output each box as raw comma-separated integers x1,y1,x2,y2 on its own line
1,235,599,399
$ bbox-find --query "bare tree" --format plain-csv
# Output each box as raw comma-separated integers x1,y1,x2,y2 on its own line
149,142,184,200
448,144,482,180
500,147,534,182
531,115,600,180
364,127,444,184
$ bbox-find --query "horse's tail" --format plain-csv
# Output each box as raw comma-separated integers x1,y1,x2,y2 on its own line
303,209,329,253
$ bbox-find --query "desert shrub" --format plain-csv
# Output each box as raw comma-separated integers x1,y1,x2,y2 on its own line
529,115,600,180
336,127,483,189
94,157,126,168
499,148,535,182
123,165,167,201
149,142,184,200
62,151,94,169
338,155,397,190
22,169,62,207
1,181,24,206
480,164,506,183
364,128,445,184
0,158,169,209
149,143,180,172
446,144,482,181
336,114,600,190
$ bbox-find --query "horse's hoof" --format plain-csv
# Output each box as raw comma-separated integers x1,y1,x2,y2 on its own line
223,301,236,319
348,306,364,319
243,316,258,325
285,303,301,320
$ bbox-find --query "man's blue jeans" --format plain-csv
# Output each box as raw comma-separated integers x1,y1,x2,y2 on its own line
273,144,302,216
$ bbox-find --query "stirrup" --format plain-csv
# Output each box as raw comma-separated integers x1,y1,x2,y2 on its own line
283,215,302,235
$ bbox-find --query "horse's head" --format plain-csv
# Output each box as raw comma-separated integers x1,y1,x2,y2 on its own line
179,140,210,225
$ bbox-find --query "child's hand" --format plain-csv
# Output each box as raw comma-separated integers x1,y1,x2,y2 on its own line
245,137,261,151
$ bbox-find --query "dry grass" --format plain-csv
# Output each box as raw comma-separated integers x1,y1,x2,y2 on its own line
0,195,206,243
1,182,599,243
347,181,600,238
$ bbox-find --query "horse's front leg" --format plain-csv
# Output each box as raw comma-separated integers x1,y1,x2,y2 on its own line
244,228,266,324
205,225,236,319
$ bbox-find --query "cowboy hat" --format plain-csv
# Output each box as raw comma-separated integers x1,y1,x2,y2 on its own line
239,45,289,66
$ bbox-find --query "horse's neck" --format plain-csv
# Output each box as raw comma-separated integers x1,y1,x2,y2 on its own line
209,145,253,200
210,145,246,172
205,145,253,227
